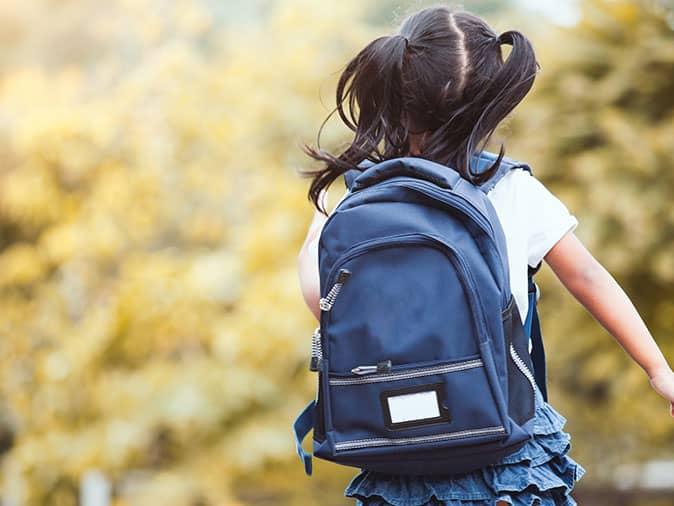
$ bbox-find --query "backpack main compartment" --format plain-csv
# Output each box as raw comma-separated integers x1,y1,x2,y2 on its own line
294,153,540,476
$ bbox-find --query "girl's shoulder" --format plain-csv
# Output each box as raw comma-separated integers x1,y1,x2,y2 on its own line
487,166,579,268
488,166,568,212
489,165,536,194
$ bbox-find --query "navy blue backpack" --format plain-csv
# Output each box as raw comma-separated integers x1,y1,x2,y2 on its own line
293,150,549,476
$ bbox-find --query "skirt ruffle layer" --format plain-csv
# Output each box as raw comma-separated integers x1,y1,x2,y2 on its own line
344,386,586,506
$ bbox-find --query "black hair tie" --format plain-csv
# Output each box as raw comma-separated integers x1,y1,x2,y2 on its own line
394,33,410,48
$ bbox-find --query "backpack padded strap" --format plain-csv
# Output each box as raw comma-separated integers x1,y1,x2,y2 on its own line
476,152,532,194
292,400,315,476
350,157,461,191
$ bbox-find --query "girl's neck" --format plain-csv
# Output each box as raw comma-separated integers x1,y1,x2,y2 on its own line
408,131,426,156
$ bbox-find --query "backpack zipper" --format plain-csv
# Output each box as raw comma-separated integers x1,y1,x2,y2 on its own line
350,359,392,376
309,326,323,372
319,268,351,311
508,342,538,394
334,425,506,451
330,358,483,386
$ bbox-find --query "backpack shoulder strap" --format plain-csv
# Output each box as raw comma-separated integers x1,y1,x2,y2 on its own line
474,151,532,194
474,152,549,400
473,153,538,280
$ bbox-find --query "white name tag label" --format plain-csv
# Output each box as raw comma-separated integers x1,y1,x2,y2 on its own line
380,383,451,429
387,390,441,424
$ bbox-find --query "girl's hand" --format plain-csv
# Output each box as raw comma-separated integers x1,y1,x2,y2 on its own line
648,367,674,417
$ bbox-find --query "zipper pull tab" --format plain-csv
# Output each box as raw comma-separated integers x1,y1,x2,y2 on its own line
319,268,351,311
350,365,377,375
309,326,323,372
310,356,321,372
351,360,392,376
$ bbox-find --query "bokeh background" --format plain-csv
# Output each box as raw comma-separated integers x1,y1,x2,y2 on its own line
0,0,672,504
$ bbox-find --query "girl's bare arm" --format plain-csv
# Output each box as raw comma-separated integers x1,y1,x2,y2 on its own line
297,210,327,321
544,231,674,416
297,188,350,321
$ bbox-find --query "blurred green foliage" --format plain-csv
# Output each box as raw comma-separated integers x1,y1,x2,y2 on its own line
0,0,671,505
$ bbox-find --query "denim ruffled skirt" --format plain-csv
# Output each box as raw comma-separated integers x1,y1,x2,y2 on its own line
344,383,586,506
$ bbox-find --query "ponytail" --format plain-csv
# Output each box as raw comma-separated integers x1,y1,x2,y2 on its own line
300,33,411,214
300,6,541,213
464,29,539,177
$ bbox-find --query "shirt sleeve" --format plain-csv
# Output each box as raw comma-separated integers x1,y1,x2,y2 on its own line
516,171,579,268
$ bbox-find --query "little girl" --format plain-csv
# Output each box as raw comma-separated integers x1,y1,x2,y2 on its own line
296,5,674,505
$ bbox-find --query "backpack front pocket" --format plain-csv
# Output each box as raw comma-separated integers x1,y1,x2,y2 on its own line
327,353,507,453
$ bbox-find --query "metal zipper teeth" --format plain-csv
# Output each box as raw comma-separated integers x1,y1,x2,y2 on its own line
312,327,322,400
329,359,483,386
319,283,343,311
334,425,506,451
509,342,538,393
311,326,323,360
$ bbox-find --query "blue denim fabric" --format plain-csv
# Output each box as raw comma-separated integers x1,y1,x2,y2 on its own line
345,384,586,506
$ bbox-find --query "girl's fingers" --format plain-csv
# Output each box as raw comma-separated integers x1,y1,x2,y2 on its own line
648,368,674,404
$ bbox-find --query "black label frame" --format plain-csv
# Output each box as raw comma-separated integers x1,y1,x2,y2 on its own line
379,382,452,431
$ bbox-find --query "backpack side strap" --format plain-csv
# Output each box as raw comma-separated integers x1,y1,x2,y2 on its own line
475,151,532,194
292,400,315,476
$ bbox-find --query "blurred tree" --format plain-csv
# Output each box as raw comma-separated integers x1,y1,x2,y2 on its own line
0,0,671,504
0,0,366,503
508,0,674,482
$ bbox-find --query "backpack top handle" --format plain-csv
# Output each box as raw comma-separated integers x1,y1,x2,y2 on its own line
344,151,530,193
349,156,460,191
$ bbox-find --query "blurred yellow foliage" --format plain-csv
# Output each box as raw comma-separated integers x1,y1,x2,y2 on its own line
512,0,674,478
0,0,370,504
0,0,672,504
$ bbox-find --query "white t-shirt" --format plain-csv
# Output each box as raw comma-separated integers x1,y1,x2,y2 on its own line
486,168,578,330
331,169,578,347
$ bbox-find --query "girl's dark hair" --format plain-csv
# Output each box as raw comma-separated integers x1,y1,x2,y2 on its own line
299,5,540,214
